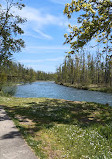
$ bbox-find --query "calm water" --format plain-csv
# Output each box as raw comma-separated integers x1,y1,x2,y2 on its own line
15,81,112,106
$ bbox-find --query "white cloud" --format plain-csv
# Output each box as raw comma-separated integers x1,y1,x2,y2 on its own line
1,1,70,40
23,28,53,40
20,7,57,26
12,6,69,40
22,45,70,54
21,6,66,27
26,45,69,50
23,32,42,39
19,57,64,64
33,29,53,40
21,44,70,54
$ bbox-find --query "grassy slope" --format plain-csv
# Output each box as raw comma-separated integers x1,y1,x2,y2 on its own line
0,96,112,159
57,82,112,93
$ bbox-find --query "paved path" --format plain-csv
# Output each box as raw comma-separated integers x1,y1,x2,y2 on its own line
0,106,38,159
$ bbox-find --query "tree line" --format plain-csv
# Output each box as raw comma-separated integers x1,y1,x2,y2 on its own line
56,50,112,88
0,61,56,91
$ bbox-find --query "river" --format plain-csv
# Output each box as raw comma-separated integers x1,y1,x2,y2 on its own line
14,81,112,106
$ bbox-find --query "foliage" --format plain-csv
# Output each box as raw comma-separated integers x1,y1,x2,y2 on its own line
0,60,56,92
0,0,26,64
0,71,7,90
56,51,112,87
64,0,112,53
1,85,17,96
0,97,112,158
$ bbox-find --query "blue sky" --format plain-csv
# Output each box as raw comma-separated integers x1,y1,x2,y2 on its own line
1,0,99,73
10,0,72,73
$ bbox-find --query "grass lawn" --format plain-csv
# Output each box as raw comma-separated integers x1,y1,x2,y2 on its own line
0,96,112,159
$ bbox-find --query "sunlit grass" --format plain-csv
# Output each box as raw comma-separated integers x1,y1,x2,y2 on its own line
46,125,112,158
0,96,112,158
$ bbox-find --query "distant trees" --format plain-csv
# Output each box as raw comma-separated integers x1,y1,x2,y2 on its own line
0,0,26,64
56,51,112,87
0,61,56,91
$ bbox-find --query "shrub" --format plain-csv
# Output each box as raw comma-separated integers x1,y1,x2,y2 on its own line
1,85,17,96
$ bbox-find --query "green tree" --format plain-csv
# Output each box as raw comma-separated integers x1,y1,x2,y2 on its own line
56,66,63,83
64,0,112,53
0,0,26,64
62,58,68,83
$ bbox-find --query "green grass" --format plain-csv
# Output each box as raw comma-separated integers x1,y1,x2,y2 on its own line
0,96,112,158
57,82,112,93
89,87,112,93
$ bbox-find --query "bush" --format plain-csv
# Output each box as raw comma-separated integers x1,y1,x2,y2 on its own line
1,85,17,96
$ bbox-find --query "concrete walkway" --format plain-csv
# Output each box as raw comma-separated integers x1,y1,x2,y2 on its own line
0,106,38,159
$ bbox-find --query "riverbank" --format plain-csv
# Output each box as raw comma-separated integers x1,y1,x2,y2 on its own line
56,82,112,93
0,80,55,96
0,96,112,159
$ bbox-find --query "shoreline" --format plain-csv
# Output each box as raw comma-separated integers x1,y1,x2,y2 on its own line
55,82,112,93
